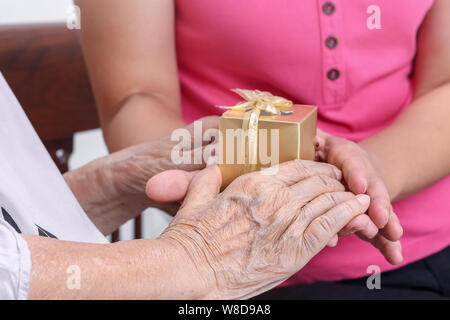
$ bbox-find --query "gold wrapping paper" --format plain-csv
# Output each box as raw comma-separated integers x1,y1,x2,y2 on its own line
218,89,317,189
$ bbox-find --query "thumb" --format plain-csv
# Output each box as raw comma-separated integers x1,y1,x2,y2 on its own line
146,170,198,202
182,165,222,208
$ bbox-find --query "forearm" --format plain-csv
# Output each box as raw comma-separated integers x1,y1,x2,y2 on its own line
102,92,185,152
65,172,148,235
63,144,179,235
63,160,138,235
359,81,450,201
24,235,210,299
76,0,181,152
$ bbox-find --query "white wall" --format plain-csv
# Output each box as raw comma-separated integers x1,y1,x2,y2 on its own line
0,0,74,24
0,0,171,240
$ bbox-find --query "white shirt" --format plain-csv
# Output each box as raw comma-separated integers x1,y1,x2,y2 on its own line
0,73,108,299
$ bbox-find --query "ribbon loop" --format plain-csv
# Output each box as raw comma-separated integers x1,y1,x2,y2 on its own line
218,89,293,173
218,89,293,115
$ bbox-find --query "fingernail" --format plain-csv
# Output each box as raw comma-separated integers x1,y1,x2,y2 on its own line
356,194,370,206
362,179,368,193
397,251,403,263
385,208,390,220
399,224,404,237
317,151,326,161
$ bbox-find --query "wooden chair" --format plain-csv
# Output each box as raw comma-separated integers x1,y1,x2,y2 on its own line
0,23,141,241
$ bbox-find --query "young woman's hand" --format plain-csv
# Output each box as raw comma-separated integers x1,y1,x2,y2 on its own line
315,130,403,265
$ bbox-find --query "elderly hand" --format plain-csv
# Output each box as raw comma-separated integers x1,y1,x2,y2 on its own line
104,116,219,198
64,116,219,234
315,130,403,265
157,160,370,299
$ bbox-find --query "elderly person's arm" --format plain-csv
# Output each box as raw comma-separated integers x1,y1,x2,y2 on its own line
63,117,218,235
25,161,369,299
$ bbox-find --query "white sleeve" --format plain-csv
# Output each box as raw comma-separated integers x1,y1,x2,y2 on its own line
0,220,31,300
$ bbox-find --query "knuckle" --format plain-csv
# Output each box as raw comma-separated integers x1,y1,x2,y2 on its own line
369,190,390,205
315,214,337,234
267,188,291,213
316,174,331,186
315,175,343,191
323,192,339,207
328,143,351,162
371,180,390,195
341,157,362,172
238,173,255,188
298,200,315,222
233,173,287,218
341,199,360,214
350,214,368,229
303,229,321,250
234,173,266,193
293,160,312,177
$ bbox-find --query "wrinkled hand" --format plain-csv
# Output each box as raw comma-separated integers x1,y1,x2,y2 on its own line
109,116,219,194
315,130,403,265
65,116,219,234
97,116,219,214
157,160,371,299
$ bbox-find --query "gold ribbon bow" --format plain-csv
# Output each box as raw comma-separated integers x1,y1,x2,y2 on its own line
218,89,293,172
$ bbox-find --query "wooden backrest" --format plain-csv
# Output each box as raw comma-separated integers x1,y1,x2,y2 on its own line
0,23,99,172
0,24,136,240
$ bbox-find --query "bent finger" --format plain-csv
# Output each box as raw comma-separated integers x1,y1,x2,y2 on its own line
297,191,353,226
341,156,369,195
298,194,371,254
363,233,403,265
338,214,378,239
379,209,403,241
290,175,345,206
366,178,392,228
327,234,339,247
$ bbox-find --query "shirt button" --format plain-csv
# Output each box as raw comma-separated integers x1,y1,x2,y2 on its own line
325,36,338,49
327,68,340,81
322,2,336,15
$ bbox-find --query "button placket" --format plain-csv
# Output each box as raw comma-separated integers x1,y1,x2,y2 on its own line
318,0,345,106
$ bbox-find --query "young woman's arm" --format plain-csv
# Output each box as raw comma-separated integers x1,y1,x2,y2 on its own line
76,0,184,151
315,0,450,260
359,0,450,201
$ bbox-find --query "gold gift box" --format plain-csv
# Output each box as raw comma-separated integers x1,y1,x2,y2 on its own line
218,104,317,189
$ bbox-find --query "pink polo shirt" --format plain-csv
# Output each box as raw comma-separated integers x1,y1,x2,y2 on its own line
175,0,450,284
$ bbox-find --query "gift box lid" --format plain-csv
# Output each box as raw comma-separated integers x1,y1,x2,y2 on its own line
222,104,317,124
